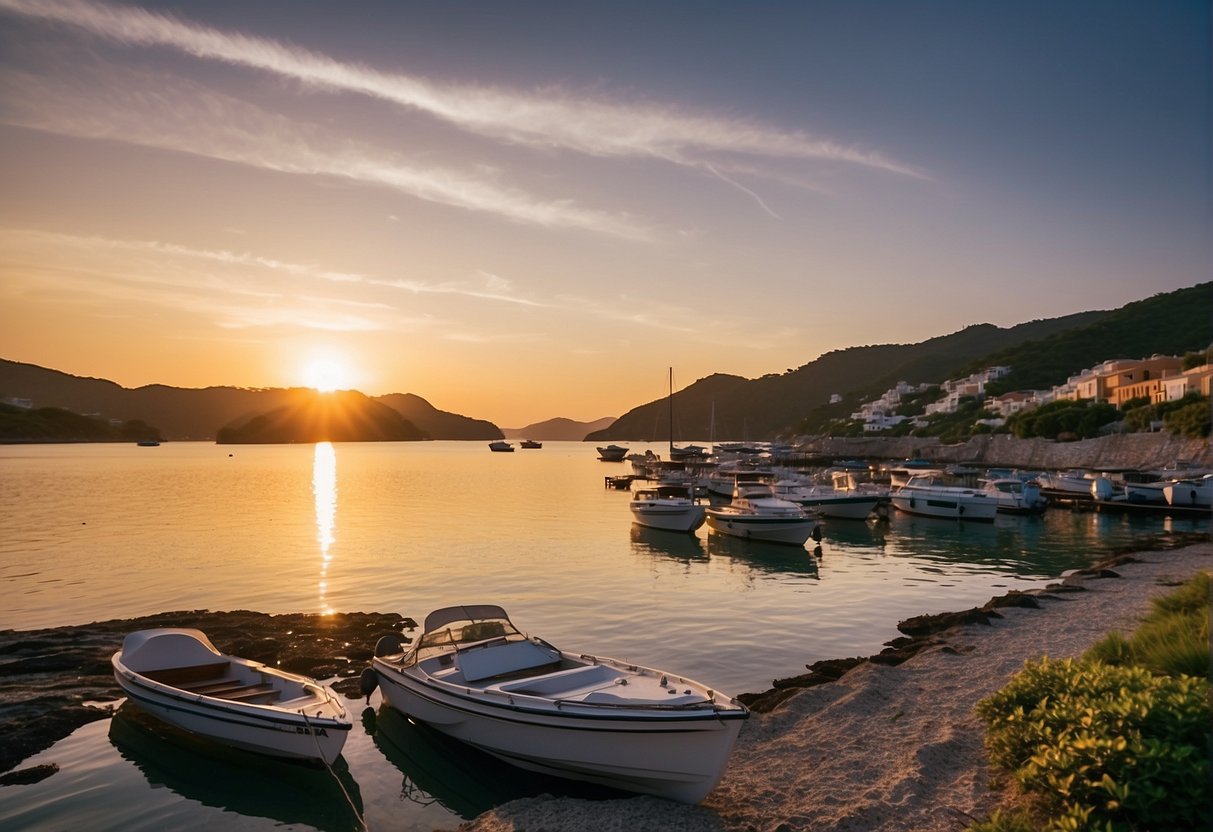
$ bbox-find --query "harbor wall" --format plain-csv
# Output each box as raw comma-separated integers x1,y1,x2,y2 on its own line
791,432,1212,470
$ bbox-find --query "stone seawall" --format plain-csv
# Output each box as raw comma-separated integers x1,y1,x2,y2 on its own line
792,432,1211,470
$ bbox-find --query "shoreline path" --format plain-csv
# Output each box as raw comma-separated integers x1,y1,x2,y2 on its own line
453,540,1212,832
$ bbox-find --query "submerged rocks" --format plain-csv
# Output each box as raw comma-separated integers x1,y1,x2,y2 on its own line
0,609,414,774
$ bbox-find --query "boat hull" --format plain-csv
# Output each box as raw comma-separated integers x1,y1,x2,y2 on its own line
112,667,350,764
705,511,818,545
372,660,744,803
1163,481,1213,508
891,490,997,522
630,503,706,533
795,494,881,520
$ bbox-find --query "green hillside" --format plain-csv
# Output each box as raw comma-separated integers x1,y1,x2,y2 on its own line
588,312,1105,442
973,283,1213,394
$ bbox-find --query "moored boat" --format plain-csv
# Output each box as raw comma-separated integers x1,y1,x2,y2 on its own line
629,483,706,533
705,480,821,546
891,474,998,522
596,444,629,461
980,478,1047,514
1035,469,1098,495
519,439,542,449
489,440,515,452
368,604,747,803
1162,475,1213,508
771,478,884,520
112,628,351,764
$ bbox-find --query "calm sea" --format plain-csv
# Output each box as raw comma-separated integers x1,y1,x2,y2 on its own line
1,441,1203,830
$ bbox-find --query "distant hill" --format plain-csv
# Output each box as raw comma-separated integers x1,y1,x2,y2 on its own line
502,416,615,441
0,359,501,441
375,393,502,440
966,283,1213,394
587,312,1105,442
0,402,162,443
217,390,425,443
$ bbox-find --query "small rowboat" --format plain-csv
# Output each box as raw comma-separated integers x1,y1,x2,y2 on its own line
112,628,351,764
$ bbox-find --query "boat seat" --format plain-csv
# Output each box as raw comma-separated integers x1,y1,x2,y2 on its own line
497,663,620,696
212,683,279,702
178,677,242,693
143,661,231,687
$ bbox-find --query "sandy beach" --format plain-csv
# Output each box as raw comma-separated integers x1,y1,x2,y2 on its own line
453,539,1211,832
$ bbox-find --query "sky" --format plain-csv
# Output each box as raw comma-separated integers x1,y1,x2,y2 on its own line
0,0,1208,427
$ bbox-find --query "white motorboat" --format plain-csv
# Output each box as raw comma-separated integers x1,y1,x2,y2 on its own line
705,480,821,546
368,605,747,804
1163,475,1213,508
980,478,1047,514
629,483,706,533
771,479,883,520
883,460,941,488
1035,470,1098,495
112,628,351,764
489,440,515,452
597,444,629,461
891,474,998,522
520,439,542,449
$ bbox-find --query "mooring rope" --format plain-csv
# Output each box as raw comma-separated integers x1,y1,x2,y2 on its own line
301,703,368,831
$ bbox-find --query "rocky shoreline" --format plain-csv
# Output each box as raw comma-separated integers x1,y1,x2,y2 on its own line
791,432,1212,470
0,609,414,778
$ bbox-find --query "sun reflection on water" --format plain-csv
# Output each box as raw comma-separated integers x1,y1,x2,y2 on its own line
312,441,337,615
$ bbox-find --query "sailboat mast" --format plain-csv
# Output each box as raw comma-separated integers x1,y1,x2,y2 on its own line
668,367,674,455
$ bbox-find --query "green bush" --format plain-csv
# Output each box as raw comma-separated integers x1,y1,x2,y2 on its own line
1164,400,1211,438
1086,572,1210,678
1007,400,1120,440
977,658,1210,830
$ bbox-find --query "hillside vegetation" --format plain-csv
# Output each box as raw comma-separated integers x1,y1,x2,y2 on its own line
977,283,1213,395
4,282,1208,443
0,403,161,443
590,310,1107,441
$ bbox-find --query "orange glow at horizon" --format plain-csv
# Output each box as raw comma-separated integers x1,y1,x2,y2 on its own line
302,355,354,393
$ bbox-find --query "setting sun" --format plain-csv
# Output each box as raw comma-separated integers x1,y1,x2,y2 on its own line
302,356,352,392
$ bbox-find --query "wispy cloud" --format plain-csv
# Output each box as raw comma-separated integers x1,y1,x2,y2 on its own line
0,228,392,331
0,68,651,239
0,0,925,179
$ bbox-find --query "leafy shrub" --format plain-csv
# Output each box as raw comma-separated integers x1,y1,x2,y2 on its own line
977,658,1211,830
1164,400,1211,438
1087,572,1211,677
1007,400,1120,440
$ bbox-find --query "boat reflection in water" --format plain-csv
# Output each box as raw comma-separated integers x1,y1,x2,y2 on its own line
705,530,822,577
107,703,364,832
629,524,708,563
368,705,617,819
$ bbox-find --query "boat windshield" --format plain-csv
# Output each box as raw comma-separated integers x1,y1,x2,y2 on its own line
417,605,524,650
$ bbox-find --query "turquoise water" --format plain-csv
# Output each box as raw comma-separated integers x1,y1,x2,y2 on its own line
0,441,1203,830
